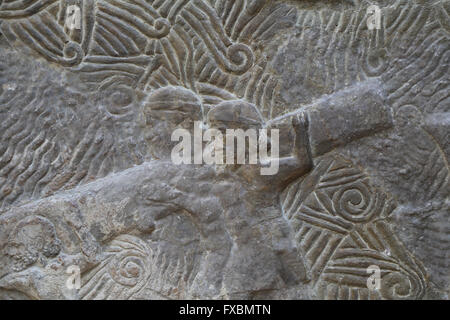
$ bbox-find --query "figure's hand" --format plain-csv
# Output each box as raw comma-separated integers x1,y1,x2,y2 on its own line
292,113,312,164
292,112,308,139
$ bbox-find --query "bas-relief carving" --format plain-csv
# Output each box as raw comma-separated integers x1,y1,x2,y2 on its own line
0,0,448,299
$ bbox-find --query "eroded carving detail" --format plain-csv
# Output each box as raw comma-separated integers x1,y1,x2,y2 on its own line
80,235,153,300
282,156,427,300
0,0,448,300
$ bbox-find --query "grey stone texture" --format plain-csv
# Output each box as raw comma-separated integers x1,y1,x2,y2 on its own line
0,0,448,299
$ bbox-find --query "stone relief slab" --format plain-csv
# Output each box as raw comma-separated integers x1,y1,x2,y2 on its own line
0,0,448,299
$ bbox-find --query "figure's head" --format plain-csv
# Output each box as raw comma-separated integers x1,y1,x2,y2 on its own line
143,86,204,159
206,100,265,168
207,100,263,131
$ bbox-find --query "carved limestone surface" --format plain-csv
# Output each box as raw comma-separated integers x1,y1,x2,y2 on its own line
0,0,448,300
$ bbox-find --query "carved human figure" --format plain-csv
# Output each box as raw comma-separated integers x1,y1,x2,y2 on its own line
143,78,393,193
1,0,446,300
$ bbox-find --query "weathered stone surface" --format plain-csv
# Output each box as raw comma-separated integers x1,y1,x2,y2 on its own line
0,0,448,300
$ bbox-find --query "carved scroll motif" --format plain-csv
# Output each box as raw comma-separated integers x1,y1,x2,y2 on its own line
281,157,427,300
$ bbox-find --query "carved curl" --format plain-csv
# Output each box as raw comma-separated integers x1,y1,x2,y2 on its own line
381,271,425,300
62,41,84,67
332,180,381,223
225,43,255,75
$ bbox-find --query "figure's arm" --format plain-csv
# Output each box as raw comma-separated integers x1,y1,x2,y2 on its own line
241,79,394,191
